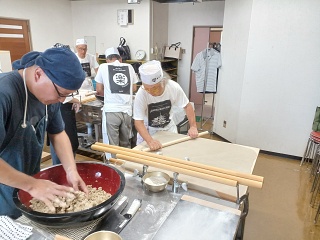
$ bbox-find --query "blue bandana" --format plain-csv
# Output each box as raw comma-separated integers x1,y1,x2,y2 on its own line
12,47,85,90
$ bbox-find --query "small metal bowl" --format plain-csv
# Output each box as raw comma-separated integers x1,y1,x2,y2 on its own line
84,230,122,240
142,171,170,192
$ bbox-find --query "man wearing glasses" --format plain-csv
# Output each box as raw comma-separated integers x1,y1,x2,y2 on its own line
0,46,88,218
48,42,84,165
75,38,99,90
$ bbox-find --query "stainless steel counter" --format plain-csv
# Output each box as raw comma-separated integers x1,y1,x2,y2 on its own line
119,173,241,240
18,171,241,240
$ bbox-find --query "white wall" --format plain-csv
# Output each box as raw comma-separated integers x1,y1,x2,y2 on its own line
167,2,225,94
71,0,151,58
215,0,320,156
3,0,319,157
0,51,12,72
151,2,169,60
213,0,253,143
0,0,73,51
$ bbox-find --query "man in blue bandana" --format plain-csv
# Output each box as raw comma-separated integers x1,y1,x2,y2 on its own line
0,46,88,219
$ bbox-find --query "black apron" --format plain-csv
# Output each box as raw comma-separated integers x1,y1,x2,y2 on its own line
0,116,46,219
60,103,79,152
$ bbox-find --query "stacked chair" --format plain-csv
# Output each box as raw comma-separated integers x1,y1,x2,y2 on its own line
301,107,320,223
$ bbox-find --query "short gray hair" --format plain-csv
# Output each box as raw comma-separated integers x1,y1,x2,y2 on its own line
107,54,121,60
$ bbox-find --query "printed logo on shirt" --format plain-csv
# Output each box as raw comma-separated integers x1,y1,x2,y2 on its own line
148,100,171,128
81,62,91,77
108,65,130,94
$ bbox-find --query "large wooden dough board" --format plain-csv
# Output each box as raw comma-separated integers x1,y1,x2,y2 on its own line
120,131,259,201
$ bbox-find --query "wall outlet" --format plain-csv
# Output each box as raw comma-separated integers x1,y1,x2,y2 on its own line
223,120,227,128
181,48,186,54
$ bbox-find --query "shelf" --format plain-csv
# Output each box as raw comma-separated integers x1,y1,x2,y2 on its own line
163,67,177,71
100,58,179,82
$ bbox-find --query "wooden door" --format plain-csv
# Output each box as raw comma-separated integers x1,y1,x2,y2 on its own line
0,18,32,63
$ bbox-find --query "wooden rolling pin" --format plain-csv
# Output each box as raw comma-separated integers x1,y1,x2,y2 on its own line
54,235,72,240
92,144,262,188
92,142,263,183
85,91,97,96
116,153,238,187
141,131,210,152
80,95,96,104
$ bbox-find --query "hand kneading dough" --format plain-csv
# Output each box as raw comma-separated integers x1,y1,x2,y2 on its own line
29,185,111,214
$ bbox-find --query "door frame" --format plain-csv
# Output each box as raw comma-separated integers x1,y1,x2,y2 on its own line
0,17,32,62
189,25,223,119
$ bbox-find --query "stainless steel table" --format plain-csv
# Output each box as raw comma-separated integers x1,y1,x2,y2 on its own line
18,171,243,240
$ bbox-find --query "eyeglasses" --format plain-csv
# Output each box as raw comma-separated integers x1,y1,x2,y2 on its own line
77,47,87,51
52,81,79,98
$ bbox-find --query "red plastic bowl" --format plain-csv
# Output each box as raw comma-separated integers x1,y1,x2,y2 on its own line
13,162,125,228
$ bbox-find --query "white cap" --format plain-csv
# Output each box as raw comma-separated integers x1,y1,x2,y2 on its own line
139,60,163,85
75,38,87,46
105,47,120,58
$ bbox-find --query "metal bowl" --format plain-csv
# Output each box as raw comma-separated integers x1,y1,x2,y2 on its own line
13,162,125,228
84,230,122,240
142,171,170,192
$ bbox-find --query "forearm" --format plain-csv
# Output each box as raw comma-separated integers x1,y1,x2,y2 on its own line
135,120,162,151
49,131,77,172
185,103,197,128
49,132,88,193
0,158,36,192
134,120,153,143
96,83,104,96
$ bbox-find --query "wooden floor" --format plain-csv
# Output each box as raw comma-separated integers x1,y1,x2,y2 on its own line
42,121,320,240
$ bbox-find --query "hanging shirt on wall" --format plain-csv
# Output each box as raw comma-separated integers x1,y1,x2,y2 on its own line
191,48,222,93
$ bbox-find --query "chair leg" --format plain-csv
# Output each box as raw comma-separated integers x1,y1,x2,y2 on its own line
315,200,320,224
310,170,320,207
301,138,312,166
310,145,320,178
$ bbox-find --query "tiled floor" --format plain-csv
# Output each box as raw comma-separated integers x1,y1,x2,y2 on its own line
198,122,320,240
43,123,320,239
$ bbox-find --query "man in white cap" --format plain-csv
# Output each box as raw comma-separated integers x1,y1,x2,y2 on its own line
133,60,198,151
95,47,138,153
75,38,99,87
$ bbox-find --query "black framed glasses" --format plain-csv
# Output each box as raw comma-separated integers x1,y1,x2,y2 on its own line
52,81,79,98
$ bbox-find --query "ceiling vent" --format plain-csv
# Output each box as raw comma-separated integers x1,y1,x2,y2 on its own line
153,0,202,3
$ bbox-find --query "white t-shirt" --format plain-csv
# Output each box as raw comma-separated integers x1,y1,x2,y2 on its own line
76,53,100,91
133,79,189,133
95,60,138,116
76,53,99,76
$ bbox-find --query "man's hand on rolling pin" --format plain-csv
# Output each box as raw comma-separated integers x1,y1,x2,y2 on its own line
188,126,199,138
27,178,77,212
147,139,162,151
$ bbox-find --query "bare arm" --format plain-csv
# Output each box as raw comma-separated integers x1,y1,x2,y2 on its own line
133,83,137,93
184,102,199,138
134,119,162,151
96,82,104,96
0,158,76,212
49,131,88,193
65,97,81,113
